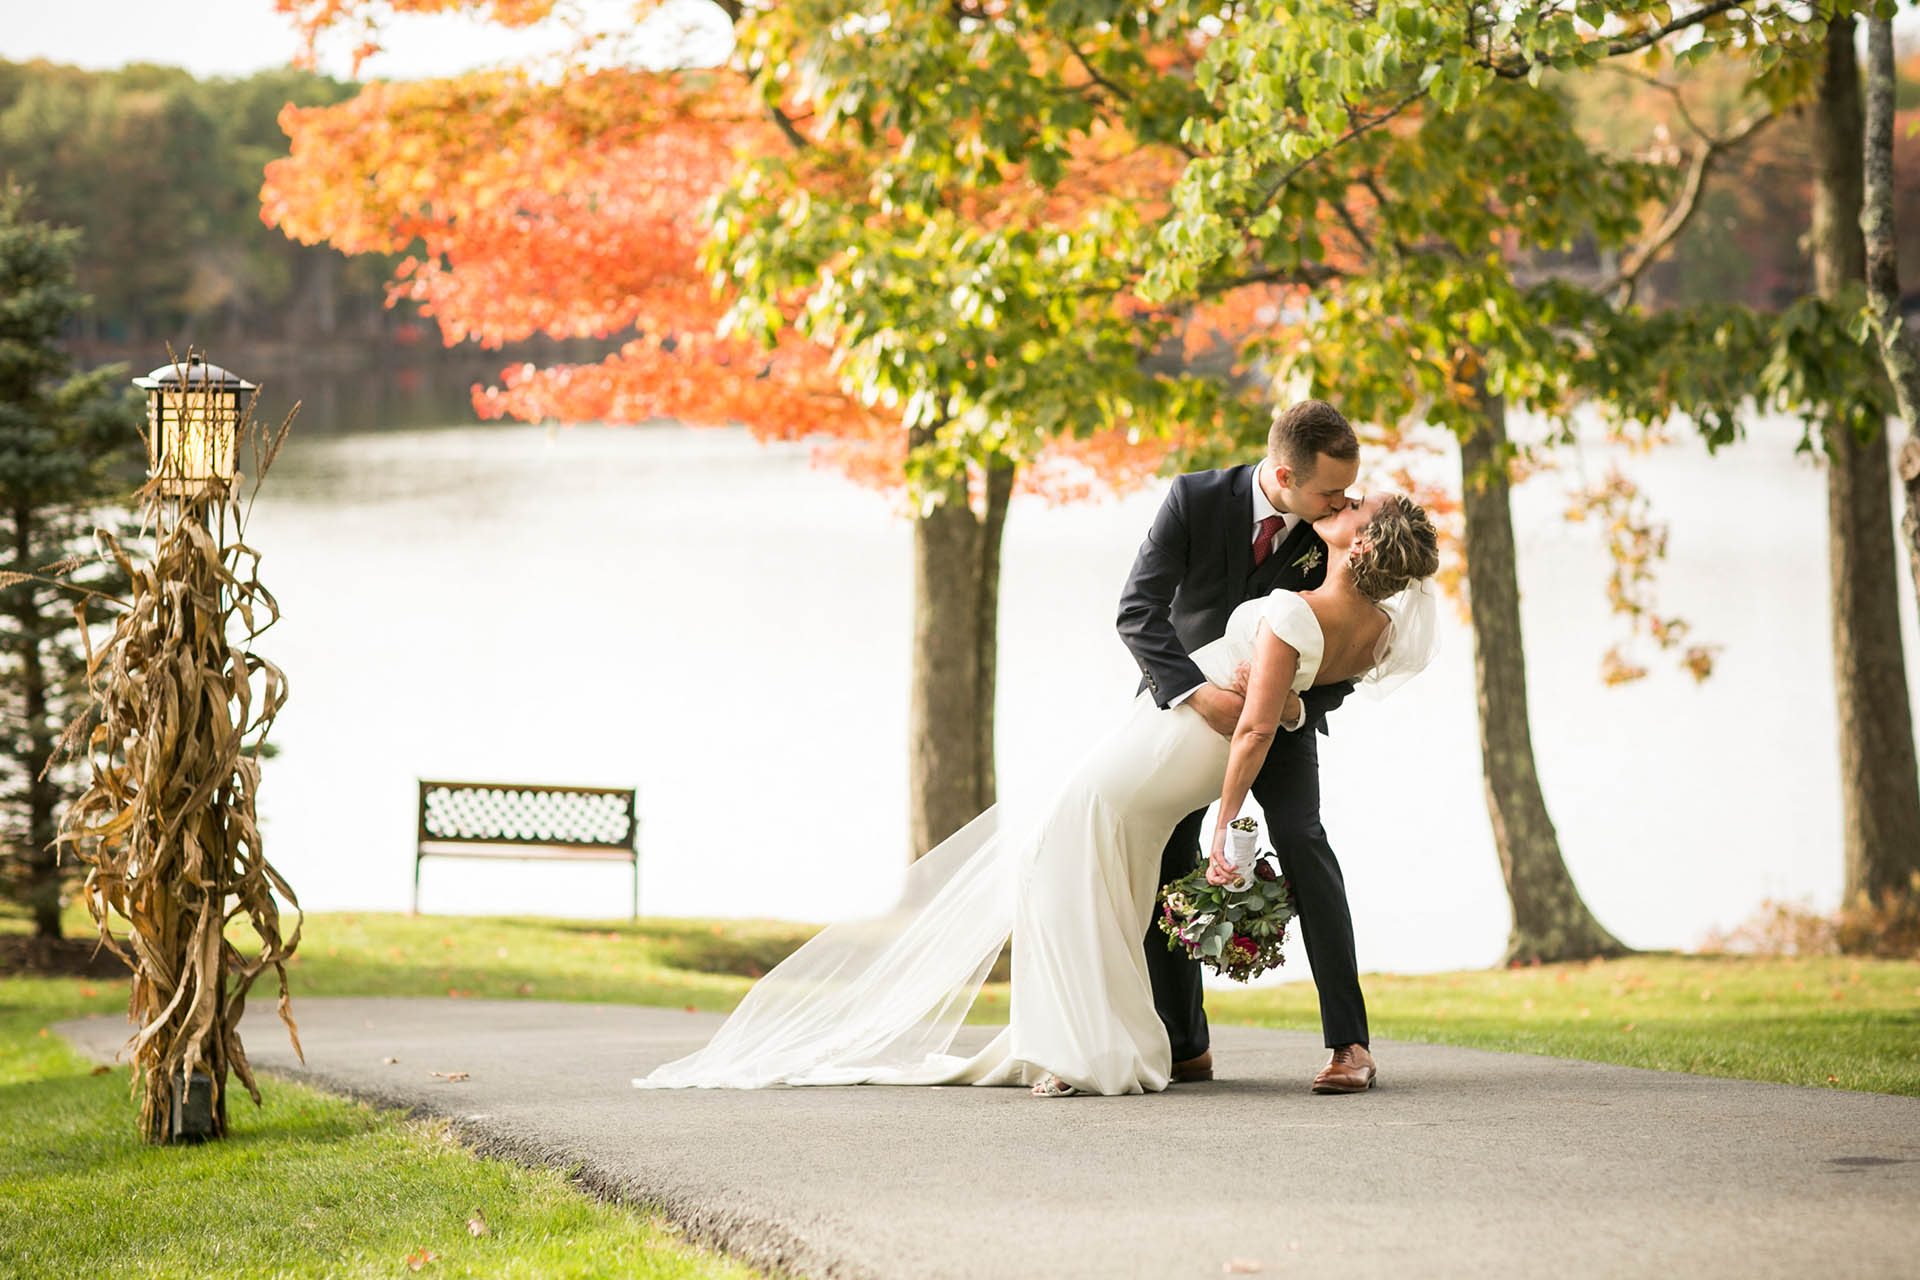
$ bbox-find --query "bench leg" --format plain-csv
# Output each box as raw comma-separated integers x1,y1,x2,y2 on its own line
631,856,639,922
412,854,423,916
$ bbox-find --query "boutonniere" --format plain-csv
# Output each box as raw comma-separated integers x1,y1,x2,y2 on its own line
1290,546,1323,573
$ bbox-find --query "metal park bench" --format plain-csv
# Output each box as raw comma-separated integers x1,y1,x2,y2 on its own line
413,780,640,919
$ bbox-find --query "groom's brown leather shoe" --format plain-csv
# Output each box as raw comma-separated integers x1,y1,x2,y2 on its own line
1171,1050,1213,1083
1311,1043,1376,1093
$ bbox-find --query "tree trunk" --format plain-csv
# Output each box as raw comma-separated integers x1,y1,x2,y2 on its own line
8,505,62,940
973,455,1015,813
1812,15,1920,913
907,438,1014,859
1460,393,1628,964
1861,14,1920,640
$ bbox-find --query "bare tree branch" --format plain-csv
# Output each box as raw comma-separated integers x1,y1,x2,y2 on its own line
1062,40,1200,158
1598,63,1716,144
767,103,812,151
1252,87,1428,218
1610,107,1777,305
1490,0,1745,78
1331,197,1376,259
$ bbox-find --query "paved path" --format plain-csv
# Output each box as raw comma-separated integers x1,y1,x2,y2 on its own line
58,998,1920,1279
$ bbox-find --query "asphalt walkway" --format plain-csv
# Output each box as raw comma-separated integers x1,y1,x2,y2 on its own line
57,997,1920,1279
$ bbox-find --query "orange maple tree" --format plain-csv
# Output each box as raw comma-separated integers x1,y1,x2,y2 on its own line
262,68,894,452
261,3,1323,501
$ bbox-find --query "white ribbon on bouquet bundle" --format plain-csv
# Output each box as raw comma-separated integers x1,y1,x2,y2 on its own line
1224,824,1260,892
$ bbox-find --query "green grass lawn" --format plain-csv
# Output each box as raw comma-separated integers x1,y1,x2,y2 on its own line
0,959,763,1280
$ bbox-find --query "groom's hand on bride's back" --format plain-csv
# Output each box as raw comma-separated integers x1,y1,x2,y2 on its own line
1188,684,1245,738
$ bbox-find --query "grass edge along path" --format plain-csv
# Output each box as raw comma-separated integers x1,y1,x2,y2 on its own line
226,910,1920,1097
1213,951,1920,1098
0,972,769,1280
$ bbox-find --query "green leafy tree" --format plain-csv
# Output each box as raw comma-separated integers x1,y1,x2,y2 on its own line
1138,1,1854,962
0,189,142,939
711,7,1269,854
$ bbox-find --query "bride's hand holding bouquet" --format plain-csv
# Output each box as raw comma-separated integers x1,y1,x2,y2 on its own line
1157,817,1296,983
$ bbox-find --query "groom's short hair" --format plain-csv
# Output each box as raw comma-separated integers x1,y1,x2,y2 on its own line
1268,400,1359,479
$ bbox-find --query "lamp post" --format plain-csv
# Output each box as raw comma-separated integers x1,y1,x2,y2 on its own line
55,350,301,1145
131,355,256,497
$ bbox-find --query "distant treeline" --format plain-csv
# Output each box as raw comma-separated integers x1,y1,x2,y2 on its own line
0,60,408,348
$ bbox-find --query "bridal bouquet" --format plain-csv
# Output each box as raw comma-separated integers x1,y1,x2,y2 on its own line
1156,818,1295,982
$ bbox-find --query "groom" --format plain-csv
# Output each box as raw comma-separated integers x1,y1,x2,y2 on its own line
1117,399,1377,1093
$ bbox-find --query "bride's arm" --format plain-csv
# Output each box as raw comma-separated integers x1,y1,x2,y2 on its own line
1205,624,1299,883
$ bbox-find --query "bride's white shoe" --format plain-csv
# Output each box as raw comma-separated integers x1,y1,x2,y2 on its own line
1031,1074,1084,1098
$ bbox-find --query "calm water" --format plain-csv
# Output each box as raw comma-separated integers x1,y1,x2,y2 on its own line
238,376,1920,975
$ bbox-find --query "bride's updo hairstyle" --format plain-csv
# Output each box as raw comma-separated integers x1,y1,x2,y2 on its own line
1349,494,1440,601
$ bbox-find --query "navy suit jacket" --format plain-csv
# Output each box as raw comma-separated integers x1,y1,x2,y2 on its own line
1117,464,1352,734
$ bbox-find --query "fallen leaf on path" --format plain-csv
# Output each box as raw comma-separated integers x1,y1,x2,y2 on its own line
383,1057,400,1065
429,1071,470,1082
404,1247,437,1271
1223,1260,1265,1274
447,989,472,998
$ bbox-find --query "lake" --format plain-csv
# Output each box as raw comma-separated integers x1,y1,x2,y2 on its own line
236,370,1920,975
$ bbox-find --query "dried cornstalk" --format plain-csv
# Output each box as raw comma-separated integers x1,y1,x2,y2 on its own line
53,368,301,1143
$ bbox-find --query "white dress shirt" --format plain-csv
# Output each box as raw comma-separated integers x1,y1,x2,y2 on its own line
1169,460,1308,731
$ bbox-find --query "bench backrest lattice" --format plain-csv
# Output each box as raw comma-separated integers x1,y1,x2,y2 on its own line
414,780,640,918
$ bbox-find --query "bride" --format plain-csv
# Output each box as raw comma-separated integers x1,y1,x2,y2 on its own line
634,491,1441,1096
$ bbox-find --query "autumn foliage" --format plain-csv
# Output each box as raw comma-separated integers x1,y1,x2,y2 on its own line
260,6,1326,501
263,69,893,457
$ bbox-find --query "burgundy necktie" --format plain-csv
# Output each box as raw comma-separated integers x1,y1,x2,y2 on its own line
1251,514,1285,568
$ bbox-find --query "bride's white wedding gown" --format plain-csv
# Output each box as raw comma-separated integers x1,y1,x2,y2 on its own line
635,590,1413,1095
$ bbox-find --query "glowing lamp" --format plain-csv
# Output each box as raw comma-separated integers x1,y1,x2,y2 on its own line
132,356,256,495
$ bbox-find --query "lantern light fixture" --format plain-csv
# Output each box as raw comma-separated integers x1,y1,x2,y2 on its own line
132,355,257,495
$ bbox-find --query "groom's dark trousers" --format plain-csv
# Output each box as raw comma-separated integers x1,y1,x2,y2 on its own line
1117,464,1367,1059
